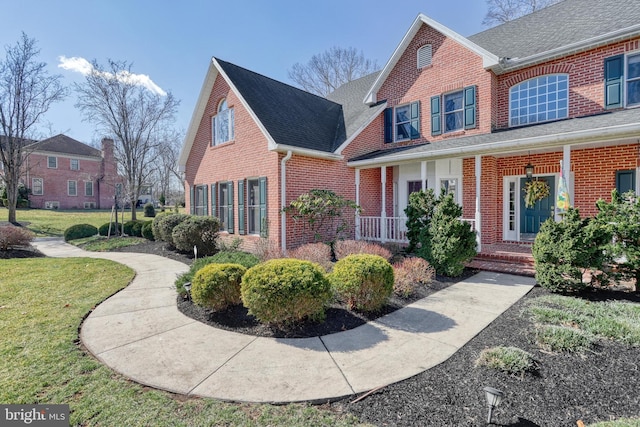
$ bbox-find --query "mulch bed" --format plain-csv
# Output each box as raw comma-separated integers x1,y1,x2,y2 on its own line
11,239,640,425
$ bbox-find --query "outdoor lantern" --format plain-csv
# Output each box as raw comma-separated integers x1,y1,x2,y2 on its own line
524,162,535,179
483,386,504,424
183,282,192,302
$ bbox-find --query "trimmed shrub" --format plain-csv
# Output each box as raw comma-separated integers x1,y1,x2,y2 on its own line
122,220,144,237
141,221,154,240
208,251,260,269
393,257,435,297
334,240,393,262
191,263,246,311
63,223,98,242
155,213,189,245
151,212,171,241
475,346,536,375
241,259,332,325
143,202,156,218
98,222,123,237
0,225,34,250
172,216,219,256
288,242,333,272
131,220,144,237
329,254,394,312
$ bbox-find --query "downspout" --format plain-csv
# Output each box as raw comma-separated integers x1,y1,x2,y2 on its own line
280,151,293,254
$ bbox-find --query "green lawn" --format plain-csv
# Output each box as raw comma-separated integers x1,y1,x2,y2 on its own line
0,257,363,426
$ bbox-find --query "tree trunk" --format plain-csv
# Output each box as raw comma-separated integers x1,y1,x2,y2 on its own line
6,179,18,224
130,196,137,221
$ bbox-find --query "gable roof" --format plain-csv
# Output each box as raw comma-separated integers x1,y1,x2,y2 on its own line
28,134,101,157
469,0,640,70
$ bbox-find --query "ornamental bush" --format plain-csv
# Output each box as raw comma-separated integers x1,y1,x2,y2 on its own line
151,212,171,241
123,220,143,237
241,259,332,325
98,222,122,237
63,223,98,241
155,213,189,246
393,257,435,297
0,225,34,250
143,202,156,218
404,189,437,253
288,242,333,272
191,263,246,311
329,254,394,312
141,220,154,240
333,239,393,262
131,220,144,237
175,251,258,295
171,216,219,256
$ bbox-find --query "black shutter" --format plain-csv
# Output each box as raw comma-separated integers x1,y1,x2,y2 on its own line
210,183,217,219
430,95,441,136
238,179,245,235
410,101,420,139
227,181,234,233
384,107,393,143
604,55,624,109
189,185,195,214
463,86,477,129
259,177,267,237
203,184,208,216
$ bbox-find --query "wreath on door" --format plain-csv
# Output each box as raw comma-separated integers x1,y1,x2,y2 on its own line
523,179,550,208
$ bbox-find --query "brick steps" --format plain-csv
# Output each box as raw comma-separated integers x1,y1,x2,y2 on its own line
467,243,536,277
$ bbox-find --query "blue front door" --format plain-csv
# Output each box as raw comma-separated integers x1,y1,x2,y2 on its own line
520,176,555,235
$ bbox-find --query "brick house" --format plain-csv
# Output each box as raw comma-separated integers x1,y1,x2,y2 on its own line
23,135,121,209
179,0,640,257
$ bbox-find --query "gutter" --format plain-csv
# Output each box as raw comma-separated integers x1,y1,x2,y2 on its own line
270,144,343,160
347,122,640,168
280,150,293,254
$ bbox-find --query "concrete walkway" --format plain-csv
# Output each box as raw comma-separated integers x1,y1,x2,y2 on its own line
33,239,536,404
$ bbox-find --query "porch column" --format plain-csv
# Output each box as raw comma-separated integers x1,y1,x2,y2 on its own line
563,144,572,205
381,166,387,243
355,169,361,240
421,161,427,191
475,155,482,252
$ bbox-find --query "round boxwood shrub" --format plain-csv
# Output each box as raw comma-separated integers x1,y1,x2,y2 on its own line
98,222,123,236
241,259,332,325
329,254,394,313
172,216,220,256
122,220,144,237
155,213,189,245
143,202,156,218
141,220,154,240
191,263,247,311
151,212,171,241
63,223,98,242
131,220,144,237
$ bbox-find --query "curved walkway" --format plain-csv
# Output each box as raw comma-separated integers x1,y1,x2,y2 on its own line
33,238,536,404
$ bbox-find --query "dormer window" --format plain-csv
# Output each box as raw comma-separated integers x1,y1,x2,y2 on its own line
212,98,234,146
417,45,432,69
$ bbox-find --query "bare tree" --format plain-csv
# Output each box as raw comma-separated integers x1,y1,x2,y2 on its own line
288,46,379,97
153,128,183,208
74,59,179,220
483,0,561,26
0,33,67,223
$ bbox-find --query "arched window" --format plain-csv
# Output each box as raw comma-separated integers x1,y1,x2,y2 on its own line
212,97,234,145
509,74,568,127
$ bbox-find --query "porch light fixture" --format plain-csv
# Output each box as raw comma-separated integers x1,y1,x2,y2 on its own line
524,162,535,179
483,386,504,424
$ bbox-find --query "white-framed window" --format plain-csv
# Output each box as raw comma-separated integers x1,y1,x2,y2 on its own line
247,179,260,235
218,181,233,232
212,98,235,146
70,159,79,170
44,201,59,209
417,44,432,69
85,181,93,196
440,178,458,202
444,90,464,133
48,156,57,168
509,74,569,127
194,185,207,216
68,180,77,196
32,178,43,196
626,53,640,106
384,101,420,143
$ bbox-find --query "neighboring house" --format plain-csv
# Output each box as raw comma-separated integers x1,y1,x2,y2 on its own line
179,0,640,255
23,135,121,209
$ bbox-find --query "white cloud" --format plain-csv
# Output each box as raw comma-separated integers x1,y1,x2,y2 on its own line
58,55,167,97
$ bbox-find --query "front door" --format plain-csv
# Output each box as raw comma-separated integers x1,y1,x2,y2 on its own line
520,176,555,238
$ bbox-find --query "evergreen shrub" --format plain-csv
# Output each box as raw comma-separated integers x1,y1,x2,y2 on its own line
191,263,246,311
329,254,394,312
63,223,98,241
171,216,219,256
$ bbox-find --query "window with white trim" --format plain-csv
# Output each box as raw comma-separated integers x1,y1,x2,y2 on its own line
48,156,57,168
384,102,420,143
70,159,79,170
626,53,640,106
85,181,93,196
417,44,432,69
218,181,233,232
212,98,235,146
68,180,77,196
430,86,476,136
509,74,568,127
440,178,458,203
444,91,464,132
32,178,43,196
247,179,260,234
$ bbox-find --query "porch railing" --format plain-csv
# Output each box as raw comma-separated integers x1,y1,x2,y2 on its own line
357,216,476,243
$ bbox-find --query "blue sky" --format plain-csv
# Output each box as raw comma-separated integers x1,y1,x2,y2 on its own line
1,1,488,145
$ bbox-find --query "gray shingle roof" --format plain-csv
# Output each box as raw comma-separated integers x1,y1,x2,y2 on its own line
28,134,101,157
217,58,347,152
469,0,640,59
349,108,640,163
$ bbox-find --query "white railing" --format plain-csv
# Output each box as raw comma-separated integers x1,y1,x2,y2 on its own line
358,216,476,243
